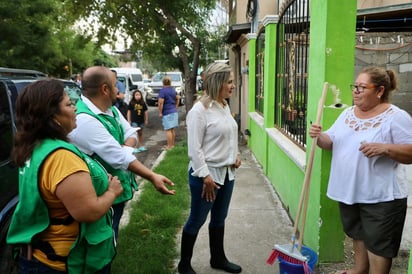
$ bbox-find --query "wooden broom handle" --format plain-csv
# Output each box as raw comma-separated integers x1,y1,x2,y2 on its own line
291,82,329,249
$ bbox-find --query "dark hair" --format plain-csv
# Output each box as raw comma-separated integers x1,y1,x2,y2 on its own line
362,66,398,102
12,79,67,166
81,66,112,97
130,89,146,106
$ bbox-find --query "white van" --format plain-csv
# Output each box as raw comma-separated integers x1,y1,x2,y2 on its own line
111,67,145,104
110,67,144,91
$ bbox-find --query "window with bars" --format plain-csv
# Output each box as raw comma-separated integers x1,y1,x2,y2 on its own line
274,0,310,148
255,31,265,114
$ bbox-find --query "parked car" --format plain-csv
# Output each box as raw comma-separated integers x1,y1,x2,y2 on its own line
146,71,185,106
0,76,82,274
0,67,47,78
143,78,151,89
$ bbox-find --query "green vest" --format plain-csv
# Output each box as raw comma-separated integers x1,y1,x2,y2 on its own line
76,99,138,204
7,139,116,273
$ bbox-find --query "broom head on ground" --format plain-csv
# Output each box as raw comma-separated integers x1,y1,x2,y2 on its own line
266,244,310,274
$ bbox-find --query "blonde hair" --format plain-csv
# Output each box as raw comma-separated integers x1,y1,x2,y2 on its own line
200,62,232,107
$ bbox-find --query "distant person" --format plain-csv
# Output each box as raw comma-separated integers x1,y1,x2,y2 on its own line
178,62,242,274
127,89,149,152
70,73,82,87
309,66,412,274
69,66,175,239
158,76,179,150
111,69,127,117
7,79,123,273
194,71,205,101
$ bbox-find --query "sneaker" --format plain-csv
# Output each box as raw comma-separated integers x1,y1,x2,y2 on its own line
139,146,147,151
133,148,142,154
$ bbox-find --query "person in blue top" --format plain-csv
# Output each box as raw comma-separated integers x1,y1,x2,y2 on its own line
111,69,127,117
158,76,180,150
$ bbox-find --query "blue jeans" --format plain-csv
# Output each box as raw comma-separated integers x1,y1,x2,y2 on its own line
112,202,125,239
183,168,235,235
18,256,110,274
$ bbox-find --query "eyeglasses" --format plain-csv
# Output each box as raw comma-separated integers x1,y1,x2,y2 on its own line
350,84,377,93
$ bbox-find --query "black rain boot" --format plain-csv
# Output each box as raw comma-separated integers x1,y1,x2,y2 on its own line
177,231,198,274
209,226,242,273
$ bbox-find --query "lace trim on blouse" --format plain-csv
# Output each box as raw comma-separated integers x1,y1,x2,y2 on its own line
345,106,394,131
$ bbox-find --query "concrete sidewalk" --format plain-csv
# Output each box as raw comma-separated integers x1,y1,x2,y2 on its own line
173,145,411,274
174,146,296,274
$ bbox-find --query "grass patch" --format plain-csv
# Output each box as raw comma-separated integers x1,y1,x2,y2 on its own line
111,142,190,274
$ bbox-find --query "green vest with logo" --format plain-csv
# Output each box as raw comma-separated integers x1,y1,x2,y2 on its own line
76,99,138,204
7,139,116,273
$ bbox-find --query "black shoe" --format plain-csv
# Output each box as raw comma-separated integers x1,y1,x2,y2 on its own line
209,226,242,273
178,260,196,274
210,259,242,273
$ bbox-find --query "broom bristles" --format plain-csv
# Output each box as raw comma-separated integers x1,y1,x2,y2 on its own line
274,244,308,263
266,244,312,274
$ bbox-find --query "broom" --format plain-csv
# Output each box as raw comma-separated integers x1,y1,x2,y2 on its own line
266,82,329,272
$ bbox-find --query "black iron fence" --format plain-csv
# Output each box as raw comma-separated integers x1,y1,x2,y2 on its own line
275,0,310,148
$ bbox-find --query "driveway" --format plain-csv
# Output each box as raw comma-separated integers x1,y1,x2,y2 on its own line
133,105,187,168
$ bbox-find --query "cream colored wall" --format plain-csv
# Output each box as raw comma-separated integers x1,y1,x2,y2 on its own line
233,0,410,25
235,0,248,24
358,0,411,9
234,0,278,24
239,37,250,134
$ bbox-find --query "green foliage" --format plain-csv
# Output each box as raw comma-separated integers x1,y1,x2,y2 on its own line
112,143,190,273
70,0,226,109
0,0,117,77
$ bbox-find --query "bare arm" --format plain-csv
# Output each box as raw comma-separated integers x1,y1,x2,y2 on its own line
128,159,175,195
359,143,412,164
144,110,149,126
158,98,164,116
56,172,123,223
309,124,333,150
127,109,131,124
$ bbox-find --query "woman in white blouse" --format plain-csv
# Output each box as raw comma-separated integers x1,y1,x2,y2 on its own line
177,62,242,274
309,66,412,274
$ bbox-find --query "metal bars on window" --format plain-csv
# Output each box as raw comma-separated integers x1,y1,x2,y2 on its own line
275,0,310,147
255,31,265,114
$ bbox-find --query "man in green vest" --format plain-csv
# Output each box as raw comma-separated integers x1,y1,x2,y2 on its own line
69,66,176,238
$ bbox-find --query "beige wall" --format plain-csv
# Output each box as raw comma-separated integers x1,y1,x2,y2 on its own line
358,0,411,9
233,0,278,24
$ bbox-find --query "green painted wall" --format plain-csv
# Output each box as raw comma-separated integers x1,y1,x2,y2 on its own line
266,139,304,215
262,16,277,128
409,252,412,273
307,0,357,261
248,117,267,170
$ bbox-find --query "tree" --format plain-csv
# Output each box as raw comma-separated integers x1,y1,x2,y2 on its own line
0,0,117,77
65,0,225,110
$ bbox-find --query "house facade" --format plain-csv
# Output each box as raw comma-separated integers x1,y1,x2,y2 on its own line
225,0,412,265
